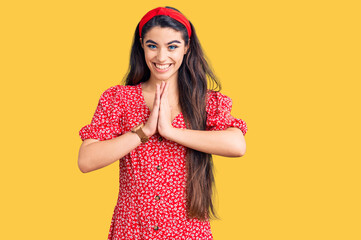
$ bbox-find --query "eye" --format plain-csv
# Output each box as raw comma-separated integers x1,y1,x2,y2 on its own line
169,45,178,50
146,44,156,49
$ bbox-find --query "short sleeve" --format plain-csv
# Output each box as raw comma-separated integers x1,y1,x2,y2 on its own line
79,86,123,141
206,91,248,135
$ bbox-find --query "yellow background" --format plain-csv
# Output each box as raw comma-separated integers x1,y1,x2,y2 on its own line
1,0,360,239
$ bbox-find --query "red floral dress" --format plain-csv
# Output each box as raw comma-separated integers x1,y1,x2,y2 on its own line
79,83,247,240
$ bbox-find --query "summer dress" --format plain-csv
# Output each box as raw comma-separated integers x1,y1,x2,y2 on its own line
79,83,247,240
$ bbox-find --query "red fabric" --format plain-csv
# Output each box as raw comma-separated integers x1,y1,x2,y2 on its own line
139,7,192,38
205,91,248,133
79,83,247,239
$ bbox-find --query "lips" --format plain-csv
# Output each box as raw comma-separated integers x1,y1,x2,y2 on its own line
152,63,173,72
154,63,172,70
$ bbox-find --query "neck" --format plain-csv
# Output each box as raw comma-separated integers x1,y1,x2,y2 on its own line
144,74,179,98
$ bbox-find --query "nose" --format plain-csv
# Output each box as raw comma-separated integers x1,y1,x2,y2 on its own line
156,48,168,62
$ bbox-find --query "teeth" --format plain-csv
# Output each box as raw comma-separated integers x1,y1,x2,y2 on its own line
155,63,171,69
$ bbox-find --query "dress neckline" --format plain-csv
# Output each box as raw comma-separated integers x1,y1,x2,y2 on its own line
138,82,183,125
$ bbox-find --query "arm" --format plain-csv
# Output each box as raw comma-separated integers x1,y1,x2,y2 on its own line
164,127,246,157
156,82,247,157
78,83,163,173
78,131,144,173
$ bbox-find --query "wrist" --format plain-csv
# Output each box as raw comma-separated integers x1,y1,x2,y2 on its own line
163,127,177,141
142,125,152,138
131,123,150,143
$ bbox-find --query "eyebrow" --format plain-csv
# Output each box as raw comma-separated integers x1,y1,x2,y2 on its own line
145,40,181,45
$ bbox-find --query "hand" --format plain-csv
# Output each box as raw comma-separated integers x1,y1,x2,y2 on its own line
142,82,166,137
157,81,173,138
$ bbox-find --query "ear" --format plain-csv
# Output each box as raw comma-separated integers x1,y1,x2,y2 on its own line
184,39,190,54
139,38,143,48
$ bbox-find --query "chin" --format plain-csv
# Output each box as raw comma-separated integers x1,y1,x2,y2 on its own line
152,72,176,81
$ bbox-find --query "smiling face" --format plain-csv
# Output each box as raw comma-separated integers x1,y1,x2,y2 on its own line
140,26,189,82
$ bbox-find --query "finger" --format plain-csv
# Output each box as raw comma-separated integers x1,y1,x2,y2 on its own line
160,81,166,96
154,83,160,106
159,82,165,106
149,84,160,120
162,82,169,103
164,81,169,97
161,81,168,100
160,83,166,108
154,83,159,100
160,84,170,112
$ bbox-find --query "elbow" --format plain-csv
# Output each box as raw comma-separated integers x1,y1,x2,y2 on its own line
78,152,92,173
78,143,97,173
232,148,245,158
226,128,246,157
78,164,89,173
232,142,246,158
78,158,90,173
238,147,246,157
236,132,247,157
224,144,246,157
78,139,100,173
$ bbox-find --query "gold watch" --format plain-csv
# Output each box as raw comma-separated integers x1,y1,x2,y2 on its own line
131,123,149,143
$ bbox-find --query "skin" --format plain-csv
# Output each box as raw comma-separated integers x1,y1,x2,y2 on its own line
139,26,189,137
78,26,246,173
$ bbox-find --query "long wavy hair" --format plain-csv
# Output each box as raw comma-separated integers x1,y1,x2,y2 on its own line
122,6,222,221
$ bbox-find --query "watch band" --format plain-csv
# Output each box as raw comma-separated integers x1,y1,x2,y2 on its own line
131,123,149,143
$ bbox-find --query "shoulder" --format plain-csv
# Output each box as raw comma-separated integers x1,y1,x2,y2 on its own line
206,90,233,112
206,89,232,101
100,84,138,102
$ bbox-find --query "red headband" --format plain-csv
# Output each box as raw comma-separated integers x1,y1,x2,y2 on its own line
139,7,192,39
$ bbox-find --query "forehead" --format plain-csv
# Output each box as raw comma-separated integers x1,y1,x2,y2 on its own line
144,26,184,43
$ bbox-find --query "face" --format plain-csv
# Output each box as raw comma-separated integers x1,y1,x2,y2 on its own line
140,26,189,82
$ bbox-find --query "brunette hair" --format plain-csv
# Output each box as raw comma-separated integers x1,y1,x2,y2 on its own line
122,6,221,221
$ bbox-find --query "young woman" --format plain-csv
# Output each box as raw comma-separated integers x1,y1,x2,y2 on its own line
78,6,247,240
